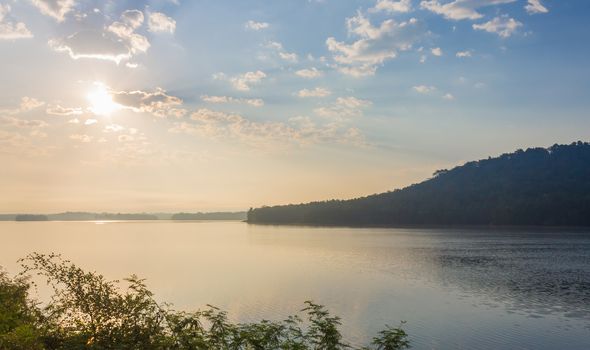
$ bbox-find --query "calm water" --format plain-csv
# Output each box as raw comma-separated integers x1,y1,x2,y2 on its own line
1,221,589,349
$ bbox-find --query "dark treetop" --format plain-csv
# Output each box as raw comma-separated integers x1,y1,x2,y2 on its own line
248,142,590,227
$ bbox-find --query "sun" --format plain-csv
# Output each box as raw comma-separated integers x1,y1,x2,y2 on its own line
87,82,119,116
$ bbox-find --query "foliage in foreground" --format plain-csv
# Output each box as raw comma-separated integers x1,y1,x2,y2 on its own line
0,253,409,350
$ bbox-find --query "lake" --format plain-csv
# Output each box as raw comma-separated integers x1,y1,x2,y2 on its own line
1,221,589,349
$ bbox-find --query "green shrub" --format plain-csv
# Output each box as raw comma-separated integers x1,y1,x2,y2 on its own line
0,253,410,350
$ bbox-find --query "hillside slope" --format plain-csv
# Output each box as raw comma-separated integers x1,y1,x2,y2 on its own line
247,142,590,227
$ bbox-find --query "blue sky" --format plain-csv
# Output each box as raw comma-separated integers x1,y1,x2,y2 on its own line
0,0,589,212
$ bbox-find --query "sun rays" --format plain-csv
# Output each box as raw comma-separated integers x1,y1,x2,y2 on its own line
87,83,120,116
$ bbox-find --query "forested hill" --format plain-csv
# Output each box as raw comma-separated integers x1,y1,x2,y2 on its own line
247,142,590,227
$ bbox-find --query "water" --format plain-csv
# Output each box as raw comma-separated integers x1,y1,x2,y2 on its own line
1,221,589,349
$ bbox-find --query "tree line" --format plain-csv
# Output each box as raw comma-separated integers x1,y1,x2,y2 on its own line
248,142,590,227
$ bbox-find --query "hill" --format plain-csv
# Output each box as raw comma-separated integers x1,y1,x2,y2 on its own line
247,142,590,227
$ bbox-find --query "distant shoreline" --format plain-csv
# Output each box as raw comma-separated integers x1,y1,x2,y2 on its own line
1,211,247,222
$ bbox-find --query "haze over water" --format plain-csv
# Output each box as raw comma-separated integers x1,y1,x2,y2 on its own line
2,221,589,350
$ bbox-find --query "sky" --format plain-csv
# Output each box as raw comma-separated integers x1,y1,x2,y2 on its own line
0,0,589,213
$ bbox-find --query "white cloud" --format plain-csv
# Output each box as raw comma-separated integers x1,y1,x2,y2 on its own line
314,96,372,118
443,93,455,100
0,130,25,150
50,9,150,64
0,97,44,115
420,0,516,21
31,0,76,22
46,104,83,116
118,134,135,142
279,51,298,62
1,116,48,137
431,47,442,56
201,95,264,107
369,0,412,14
0,129,47,156
245,20,269,31
473,15,522,38
104,124,125,133
297,87,331,98
148,12,176,33
413,85,436,93
170,108,365,148
327,12,424,77
107,10,149,52
0,4,33,40
70,134,93,143
111,87,184,118
84,118,97,125
295,67,324,79
525,0,548,14
226,70,267,91
49,31,132,64
1,116,47,129
456,50,472,57
266,41,298,63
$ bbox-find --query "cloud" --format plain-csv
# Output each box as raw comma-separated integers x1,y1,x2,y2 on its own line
104,124,125,133
50,9,149,64
148,12,176,33
473,15,522,38
221,70,267,91
456,50,472,57
201,95,264,107
46,104,84,116
295,67,324,79
111,87,184,118
171,109,303,147
1,116,48,129
169,108,366,148
413,85,436,93
0,97,44,114
118,134,135,142
49,31,132,63
431,47,442,56
369,0,412,14
30,0,76,22
327,12,424,77
525,0,548,14
314,96,372,119
106,10,149,51
0,130,26,151
245,20,269,31
443,93,455,100
1,116,48,137
0,4,33,40
69,134,93,143
420,0,516,21
297,87,331,98
266,41,298,63
0,130,48,157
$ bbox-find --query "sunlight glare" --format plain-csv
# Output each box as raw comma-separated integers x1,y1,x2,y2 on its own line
87,83,119,116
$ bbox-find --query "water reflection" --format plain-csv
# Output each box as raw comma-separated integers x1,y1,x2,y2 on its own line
1,222,589,349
